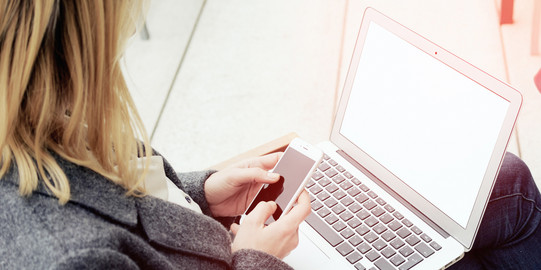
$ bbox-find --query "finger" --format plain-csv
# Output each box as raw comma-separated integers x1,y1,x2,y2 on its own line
282,190,311,226
224,167,281,186
230,223,240,235
243,201,277,227
234,152,283,170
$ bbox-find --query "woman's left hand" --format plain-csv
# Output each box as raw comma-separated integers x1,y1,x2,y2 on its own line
204,153,282,217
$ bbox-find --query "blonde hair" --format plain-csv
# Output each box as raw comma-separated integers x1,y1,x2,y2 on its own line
0,0,151,204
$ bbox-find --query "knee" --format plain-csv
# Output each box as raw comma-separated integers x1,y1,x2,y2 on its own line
501,153,532,180
495,152,537,195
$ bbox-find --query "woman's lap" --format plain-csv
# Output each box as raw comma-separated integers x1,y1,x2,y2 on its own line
449,152,541,269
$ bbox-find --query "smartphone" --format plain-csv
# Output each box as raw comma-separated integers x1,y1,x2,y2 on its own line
244,138,323,223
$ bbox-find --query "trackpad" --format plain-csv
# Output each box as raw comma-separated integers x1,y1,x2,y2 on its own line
283,230,336,269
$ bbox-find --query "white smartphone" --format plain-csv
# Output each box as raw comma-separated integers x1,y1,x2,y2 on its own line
244,138,323,223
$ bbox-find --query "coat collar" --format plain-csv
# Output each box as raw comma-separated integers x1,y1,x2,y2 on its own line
3,154,138,226
3,153,232,264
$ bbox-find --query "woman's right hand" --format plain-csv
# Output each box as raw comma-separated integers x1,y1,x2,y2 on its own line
230,190,311,259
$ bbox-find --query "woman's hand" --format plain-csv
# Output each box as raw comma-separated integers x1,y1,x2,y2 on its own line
204,153,282,217
230,191,311,259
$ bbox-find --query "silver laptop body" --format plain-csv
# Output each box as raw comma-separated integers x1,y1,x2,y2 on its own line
284,8,522,270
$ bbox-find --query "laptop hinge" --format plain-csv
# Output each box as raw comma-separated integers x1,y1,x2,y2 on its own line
336,149,450,239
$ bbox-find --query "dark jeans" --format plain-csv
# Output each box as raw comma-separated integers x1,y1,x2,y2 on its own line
449,153,541,269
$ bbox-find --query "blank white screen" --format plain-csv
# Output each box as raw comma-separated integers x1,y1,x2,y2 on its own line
340,22,509,227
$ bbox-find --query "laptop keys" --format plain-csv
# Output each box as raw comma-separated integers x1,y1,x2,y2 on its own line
402,218,414,227
336,242,354,256
311,200,323,211
357,242,372,254
341,228,356,239
349,235,364,246
430,241,442,251
332,174,346,184
380,213,394,224
324,198,338,208
356,209,371,220
374,257,395,270
371,206,385,217
388,220,403,231
325,183,339,193
317,208,331,218
355,193,369,204
397,227,412,239
319,177,332,187
390,238,406,249
355,224,370,236
347,251,363,264
348,187,362,197
336,165,346,173
390,254,406,267
305,212,343,247
332,221,347,232
365,250,381,262
348,202,363,213
328,159,338,166
398,253,424,270
414,242,435,258
317,191,330,201
318,162,331,172
325,214,339,225
363,200,377,210
333,190,347,200
332,204,346,215
372,239,387,251
341,196,355,207
399,246,414,257
325,168,338,178
405,235,421,246
381,247,396,259
312,171,324,180
354,262,367,270
307,156,443,269
420,233,432,243
340,180,353,190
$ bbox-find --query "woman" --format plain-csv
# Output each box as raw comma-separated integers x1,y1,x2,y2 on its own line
2,1,541,270
0,1,309,269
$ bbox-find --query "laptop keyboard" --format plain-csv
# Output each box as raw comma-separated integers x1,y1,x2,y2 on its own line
305,154,442,270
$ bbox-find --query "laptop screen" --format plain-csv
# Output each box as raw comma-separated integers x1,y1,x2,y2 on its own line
339,22,510,228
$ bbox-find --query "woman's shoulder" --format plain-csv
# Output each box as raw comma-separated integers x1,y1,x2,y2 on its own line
0,162,143,267
0,156,234,269
0,182,131,268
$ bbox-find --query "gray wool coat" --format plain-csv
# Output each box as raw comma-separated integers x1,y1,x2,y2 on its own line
0,153,293,270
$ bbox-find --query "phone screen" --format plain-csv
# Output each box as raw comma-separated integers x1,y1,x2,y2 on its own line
245,147,317,223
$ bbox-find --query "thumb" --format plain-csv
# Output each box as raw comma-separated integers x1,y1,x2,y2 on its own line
243,201,277,226
230,223,240,235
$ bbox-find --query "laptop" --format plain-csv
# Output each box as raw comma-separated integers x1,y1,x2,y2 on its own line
283,8,522,270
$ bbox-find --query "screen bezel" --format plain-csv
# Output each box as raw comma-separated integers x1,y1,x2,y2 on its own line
330,8,522,250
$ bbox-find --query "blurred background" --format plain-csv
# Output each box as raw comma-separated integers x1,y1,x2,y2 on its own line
122,0,541,187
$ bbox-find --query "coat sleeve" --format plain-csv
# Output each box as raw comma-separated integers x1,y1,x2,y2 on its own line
175,170,238,228
52,249,140,270
154,152,237,227
153,150,215,216
174,170,215,216
232,249,293,270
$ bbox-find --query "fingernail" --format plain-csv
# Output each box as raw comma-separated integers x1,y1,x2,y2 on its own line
267,172,280,180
